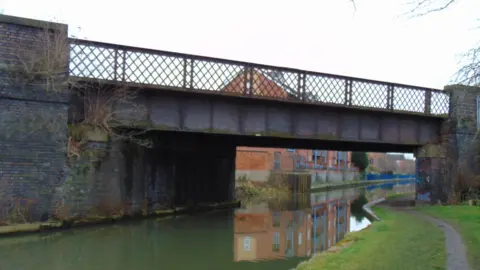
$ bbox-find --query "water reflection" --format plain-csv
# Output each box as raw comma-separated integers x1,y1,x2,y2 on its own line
234,208,312,262
232,187,371,263
0,183,414,270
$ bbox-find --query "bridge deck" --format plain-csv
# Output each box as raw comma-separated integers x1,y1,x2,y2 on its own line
68,38,450,118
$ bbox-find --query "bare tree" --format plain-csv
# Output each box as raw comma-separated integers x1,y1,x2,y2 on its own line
456,46,480,86
348,0,479,86
406,0,458,16
405,0,480,86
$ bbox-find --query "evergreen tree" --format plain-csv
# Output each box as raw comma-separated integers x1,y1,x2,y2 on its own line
351,152,369,172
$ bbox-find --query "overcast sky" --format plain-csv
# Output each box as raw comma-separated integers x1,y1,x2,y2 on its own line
2,0,479,89
2,0,478,159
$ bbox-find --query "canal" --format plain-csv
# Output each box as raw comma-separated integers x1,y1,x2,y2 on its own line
0,182,414,270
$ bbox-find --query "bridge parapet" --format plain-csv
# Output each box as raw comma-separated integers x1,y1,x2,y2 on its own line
68,38,450,117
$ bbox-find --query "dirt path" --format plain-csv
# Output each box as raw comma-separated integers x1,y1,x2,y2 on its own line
379,197,470,270
382,204,469,270
405,210,470,270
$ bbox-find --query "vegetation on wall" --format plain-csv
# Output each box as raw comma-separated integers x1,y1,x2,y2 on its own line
0,22,154,224
2,23,152,160
235,175,291,202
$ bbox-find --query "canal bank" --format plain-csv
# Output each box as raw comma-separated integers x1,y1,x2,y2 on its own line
295,205,446,270
0,200,241,237
0,179,412,237
296,193,478,270
310,179,412,192
235,178,413,203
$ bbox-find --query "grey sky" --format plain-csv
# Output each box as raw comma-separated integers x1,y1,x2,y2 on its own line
2,0,479,89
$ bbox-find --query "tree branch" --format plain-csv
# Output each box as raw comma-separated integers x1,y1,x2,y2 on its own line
455,45,480,86
406,0,458,17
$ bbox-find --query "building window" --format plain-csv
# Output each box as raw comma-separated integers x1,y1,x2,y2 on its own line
298,232,303,245
370,158,374,165
244,237,251,251
287,149,296,152
273,152,281,170
294,211,304,226
272,212,281,227
286,232,293,253
337,151,347,168
312,150,327,164
273,232,280,252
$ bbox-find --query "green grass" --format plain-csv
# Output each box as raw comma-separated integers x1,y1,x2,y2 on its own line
416,205,480,270
296,207,446,270
384,192,416,200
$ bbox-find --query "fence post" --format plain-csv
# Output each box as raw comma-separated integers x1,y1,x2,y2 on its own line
113,49,118,81
387,85,394,111
300,72,306,101
189,59,194,89
344,79,352,106
425,90,432,114
121,50,126,82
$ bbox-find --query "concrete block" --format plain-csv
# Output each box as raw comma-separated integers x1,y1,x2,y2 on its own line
327,171,343,183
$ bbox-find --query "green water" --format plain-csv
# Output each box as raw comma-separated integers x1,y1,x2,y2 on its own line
0,184,413,270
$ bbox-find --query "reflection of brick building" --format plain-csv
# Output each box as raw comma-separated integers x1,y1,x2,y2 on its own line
233,197,352,262
311,200,351,253
233,210,312,262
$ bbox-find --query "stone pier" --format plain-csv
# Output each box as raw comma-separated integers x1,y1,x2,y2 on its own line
415,85,480,204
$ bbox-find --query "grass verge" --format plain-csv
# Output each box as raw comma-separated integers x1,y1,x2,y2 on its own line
416,205,480,270
384,192,416,200
296,207,446,270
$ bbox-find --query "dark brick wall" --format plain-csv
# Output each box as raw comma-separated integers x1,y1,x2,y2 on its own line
416,85,480,204
446,85,480,162
0,15,69,221
53,132,237,219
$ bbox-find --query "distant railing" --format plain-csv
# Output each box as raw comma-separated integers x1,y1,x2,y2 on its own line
68,38,450,117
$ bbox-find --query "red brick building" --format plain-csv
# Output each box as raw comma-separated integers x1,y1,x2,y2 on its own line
236,147,353,182
368,153,415,174
221,68,353,181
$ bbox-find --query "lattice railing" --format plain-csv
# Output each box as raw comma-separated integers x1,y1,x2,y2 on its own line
69,39,450,117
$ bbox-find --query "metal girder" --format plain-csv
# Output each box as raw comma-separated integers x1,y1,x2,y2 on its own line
124,91,442,149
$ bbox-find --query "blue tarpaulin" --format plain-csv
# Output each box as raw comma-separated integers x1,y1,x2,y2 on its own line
365,173,415,191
